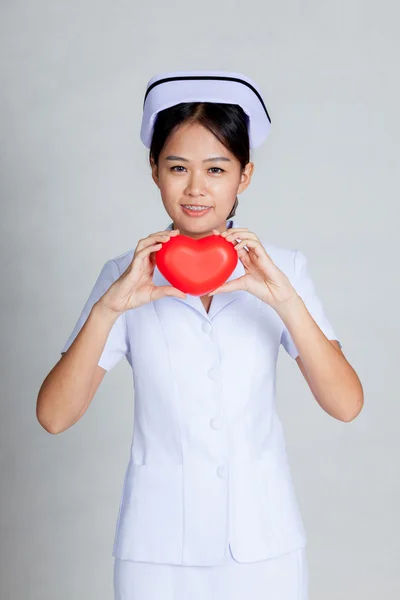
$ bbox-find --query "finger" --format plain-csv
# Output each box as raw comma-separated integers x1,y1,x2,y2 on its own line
149,229,180,238
221,227,249,234
234,238,264,254
134,232,177,255
135,241,164,260
128,242,162,276
153,285,187,300
137,229,179,247
209,276,246,295
220,228,249,237
238,249,252,269
235,246,248,260
224,231,258,243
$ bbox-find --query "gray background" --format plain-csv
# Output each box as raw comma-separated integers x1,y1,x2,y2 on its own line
1,0,398,598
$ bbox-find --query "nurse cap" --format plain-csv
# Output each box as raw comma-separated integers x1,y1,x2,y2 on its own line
140,70,271,149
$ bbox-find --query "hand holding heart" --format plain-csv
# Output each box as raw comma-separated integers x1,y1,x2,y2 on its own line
99,225,299,315
98,229,187,315
209,228,298,310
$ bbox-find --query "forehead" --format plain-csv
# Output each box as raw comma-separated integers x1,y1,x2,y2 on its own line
160,122,233,157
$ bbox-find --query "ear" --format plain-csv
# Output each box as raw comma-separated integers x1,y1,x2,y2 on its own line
150,156,160,188
237,162,254,195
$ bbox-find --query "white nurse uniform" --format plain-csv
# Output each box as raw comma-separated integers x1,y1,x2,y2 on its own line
61,218,341,599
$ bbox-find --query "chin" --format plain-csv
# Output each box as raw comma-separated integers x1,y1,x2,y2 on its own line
170,205,229,234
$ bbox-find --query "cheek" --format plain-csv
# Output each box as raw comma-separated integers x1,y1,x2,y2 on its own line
159,175,183,197
212,179,238,197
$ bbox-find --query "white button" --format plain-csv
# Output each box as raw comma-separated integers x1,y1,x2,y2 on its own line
216,465,226,478
202,321,212,334
210,417,223,430
208,367,219,380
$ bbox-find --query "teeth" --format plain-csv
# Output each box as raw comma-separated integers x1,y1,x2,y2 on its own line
182,205,210,211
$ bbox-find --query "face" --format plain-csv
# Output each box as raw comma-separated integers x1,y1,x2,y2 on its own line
150,121,254,239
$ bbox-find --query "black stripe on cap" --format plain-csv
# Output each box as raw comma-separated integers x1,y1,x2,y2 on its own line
143,75,271,123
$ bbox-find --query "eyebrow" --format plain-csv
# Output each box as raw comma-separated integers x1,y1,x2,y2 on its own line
165,155,231,163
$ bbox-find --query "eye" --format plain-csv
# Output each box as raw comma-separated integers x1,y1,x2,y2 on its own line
170,166,225,173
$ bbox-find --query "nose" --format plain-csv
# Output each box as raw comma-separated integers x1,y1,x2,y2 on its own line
185,171,207,197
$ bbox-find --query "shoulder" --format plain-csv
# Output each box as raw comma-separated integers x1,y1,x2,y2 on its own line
106,248,136,275
259,239,299,284
89,249,135,289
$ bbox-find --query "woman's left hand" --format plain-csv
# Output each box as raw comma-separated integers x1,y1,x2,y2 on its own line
209,228,298,310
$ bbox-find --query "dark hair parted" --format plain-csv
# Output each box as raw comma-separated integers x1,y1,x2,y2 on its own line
149,102,250,220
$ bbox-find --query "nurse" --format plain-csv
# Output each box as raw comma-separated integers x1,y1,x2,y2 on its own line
37,70,364,600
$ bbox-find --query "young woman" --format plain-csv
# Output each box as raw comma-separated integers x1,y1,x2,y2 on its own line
37,70,364,599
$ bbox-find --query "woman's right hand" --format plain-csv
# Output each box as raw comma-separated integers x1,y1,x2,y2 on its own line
98,229,186,314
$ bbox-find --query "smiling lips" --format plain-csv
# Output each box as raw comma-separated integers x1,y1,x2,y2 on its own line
181,204,212,217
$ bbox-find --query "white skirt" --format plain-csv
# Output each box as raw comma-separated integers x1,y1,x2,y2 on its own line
114,543,309,600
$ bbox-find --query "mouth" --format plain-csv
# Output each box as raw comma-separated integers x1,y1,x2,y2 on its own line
181,204,213,217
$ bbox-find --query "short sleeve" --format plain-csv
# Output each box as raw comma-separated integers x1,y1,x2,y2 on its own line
61,259,130,371
280,250,342,360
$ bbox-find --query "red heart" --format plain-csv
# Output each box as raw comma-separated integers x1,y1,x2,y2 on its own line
155,234,238,296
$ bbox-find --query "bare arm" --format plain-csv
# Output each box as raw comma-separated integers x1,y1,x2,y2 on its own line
278,295,364,422
37,228,184,435
36,302,120,434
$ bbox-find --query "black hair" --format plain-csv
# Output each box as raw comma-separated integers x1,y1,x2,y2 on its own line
149,102,250,219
